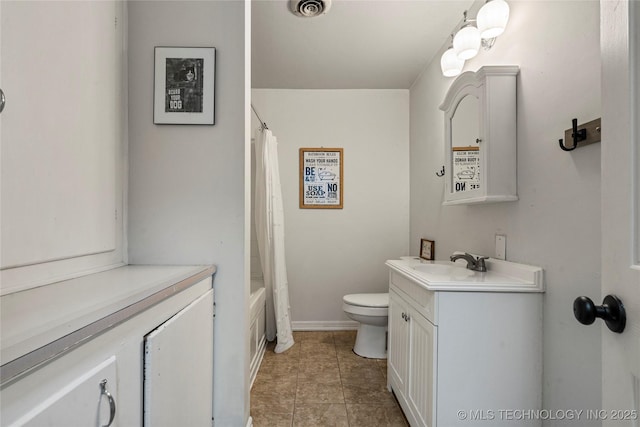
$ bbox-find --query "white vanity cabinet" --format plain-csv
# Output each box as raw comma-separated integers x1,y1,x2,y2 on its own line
440,66,519,205
0,265,215,427
386,259,543,427
388,276,437,427
388,293,410,394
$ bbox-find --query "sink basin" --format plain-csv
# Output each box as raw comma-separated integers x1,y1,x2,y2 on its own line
386,257,544,292
412,262,475,279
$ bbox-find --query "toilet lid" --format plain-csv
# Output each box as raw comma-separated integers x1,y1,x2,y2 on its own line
343,293,388,308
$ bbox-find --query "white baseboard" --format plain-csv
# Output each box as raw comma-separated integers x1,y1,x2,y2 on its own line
292,320,358,331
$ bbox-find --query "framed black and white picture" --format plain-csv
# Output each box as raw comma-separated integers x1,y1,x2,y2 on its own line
154,47,216,125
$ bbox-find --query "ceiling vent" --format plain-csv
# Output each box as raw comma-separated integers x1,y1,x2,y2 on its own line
289,0,332,18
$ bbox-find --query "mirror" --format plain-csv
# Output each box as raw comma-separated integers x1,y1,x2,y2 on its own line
451,94,479,149
450,94,480,193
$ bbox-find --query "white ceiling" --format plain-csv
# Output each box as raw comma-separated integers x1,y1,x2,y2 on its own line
251,0,474,89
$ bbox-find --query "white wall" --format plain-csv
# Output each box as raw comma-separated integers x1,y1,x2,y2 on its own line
251,90,410,326
127,1,250,425
410,0,602,422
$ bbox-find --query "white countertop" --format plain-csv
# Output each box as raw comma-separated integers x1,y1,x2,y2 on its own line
1,264,215,378
386,257,544,293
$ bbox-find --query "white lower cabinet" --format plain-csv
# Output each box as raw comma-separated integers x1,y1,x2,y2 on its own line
1,272,213,427
388,288,436,427
387,269,543,427
9,357,118,427
406,307,436,427
143,290,214,427
388,291,409,402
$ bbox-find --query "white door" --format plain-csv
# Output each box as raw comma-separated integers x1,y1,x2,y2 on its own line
388,289,409,399
407,310,436,427
601,1,640,425
143,290,214,427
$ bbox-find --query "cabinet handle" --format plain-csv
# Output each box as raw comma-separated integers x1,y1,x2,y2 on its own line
0,89,5,113
100,379,116,427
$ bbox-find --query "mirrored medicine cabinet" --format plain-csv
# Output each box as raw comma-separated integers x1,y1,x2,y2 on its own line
440,65,520,205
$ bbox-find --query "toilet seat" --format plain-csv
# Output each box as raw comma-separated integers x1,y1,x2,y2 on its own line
343,293,388,308
342,293,388,317
343,303,388,317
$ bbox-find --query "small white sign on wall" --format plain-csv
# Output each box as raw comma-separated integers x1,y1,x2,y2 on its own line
452,147,480,193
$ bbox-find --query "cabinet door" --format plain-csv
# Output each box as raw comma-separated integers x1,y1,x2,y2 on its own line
0,0,125,293
11,356,118,427
407,311,437,427
143,290,214,427
387,290,409,398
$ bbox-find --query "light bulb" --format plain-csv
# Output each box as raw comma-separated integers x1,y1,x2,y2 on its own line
453,25,481,60
477,0,510,39
440,48,465,77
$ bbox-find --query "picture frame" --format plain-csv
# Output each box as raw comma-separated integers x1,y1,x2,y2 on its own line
299,148,344,209
154,46,216,125
420,238,435,261
452,146,480,193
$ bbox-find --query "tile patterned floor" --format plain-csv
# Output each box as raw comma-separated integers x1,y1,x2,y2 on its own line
251,331,409,427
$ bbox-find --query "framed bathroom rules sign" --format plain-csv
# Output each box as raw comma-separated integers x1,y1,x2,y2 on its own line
299,148,343,209
153,46,216,125
452,146,480,193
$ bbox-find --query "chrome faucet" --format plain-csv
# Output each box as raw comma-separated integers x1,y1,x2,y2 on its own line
450,252,488,272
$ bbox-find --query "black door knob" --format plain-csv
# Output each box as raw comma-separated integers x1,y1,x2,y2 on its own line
573,294,626,333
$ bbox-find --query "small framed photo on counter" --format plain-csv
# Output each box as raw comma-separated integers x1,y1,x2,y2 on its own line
420,239,435,261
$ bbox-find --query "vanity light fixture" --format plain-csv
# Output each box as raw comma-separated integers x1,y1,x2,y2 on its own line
440,35,465,77
477,0,510,39
453,11,481,60
440,0,510,77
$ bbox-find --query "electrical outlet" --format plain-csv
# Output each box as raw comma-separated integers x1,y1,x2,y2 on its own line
495,235,506,260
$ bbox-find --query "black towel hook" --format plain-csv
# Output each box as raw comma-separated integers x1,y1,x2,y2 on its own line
436,165,445,177
559,118,587,151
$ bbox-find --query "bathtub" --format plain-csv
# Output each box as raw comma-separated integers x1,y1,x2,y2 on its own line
249,279,266,387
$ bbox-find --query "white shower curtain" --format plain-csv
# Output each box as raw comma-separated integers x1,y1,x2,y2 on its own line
254,128,295,353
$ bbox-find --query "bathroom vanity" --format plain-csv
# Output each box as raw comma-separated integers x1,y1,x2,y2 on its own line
386,257,544,427
0,265,215,426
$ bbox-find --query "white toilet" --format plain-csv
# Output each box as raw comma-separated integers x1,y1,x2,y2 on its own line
342,293,389,359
